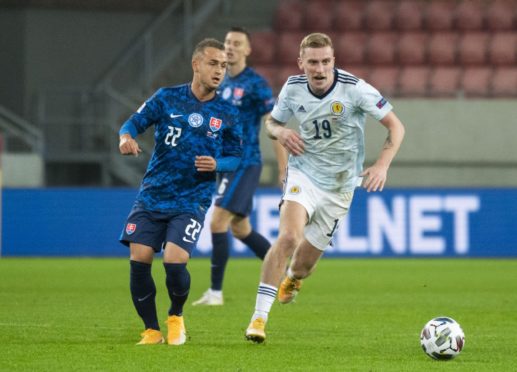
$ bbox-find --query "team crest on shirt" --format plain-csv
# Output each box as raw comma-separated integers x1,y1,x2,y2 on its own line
222,87,232,100
126,223,136,235
233,87,244,99
289,185,301,194
188,113,204,127
209,117,222,131
330,101,345,116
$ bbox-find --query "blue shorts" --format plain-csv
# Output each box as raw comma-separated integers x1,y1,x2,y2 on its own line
214,165,262,217
119,205,204,254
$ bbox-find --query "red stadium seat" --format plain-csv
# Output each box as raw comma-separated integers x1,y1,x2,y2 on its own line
428,33,458,65
486,0,516,31
274,0,304,31
342,65,370,81
395,0,425,31
429,67,462,97
304,0,334,31
492,67,517,96
365,0,396,31
277,65,303,86
334,1,366,31
488,33,517,65
398,32,428,65
458,32,489,65
456,0,486,30
461,67,492,97
277,32,305,64
425,1,456,31
249,31,276,64
366,32,398,65
253,65,279,91
334,32,368,65
398,67,430,96
368,67,399,96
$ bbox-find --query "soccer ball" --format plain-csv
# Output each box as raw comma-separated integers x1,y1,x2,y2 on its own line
420,316,465,360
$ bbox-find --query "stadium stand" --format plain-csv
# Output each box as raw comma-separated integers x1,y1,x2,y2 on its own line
251,0,517,97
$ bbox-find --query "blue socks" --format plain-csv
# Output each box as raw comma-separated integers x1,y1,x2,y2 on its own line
240,230,270,260
163,263,191,316
211,232,230,291
130,260,159,330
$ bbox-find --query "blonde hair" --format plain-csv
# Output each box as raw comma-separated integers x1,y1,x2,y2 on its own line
299,33,334,56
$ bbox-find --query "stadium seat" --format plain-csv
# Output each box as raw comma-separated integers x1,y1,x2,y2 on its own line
253,65,279,91
342,65,369,81
458,32,489,65
394,0,425,31
277,65,303,86
334,0,366,31
365,32,398,65
250,31,276,64
334,32,367,65
486,0,516,30
398,67,430,97
456,0,486,30
277,32,305,64
492,67,517,96
397,32,428,65
425,1,456,31
461,67,492,97
428,32,458,65
365,0,395,31
488,32,517,65
429,67,462,97
368,67,399,96
274,0,304,31
304,0,334,31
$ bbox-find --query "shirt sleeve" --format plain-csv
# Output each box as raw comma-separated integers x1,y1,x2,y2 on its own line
270,82,293,124
121,88,164,135
355,80,393,121
253,76,275,116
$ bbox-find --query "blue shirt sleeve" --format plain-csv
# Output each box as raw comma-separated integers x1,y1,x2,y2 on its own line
120,88,165,136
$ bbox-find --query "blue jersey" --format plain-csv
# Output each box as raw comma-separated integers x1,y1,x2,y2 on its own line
122,84,242,215
218,67,274,167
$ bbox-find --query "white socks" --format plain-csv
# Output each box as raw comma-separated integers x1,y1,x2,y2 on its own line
252,282,278,322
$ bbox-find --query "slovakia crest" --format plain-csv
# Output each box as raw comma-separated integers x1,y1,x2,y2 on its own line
126,223,136,235
209,117,222,131
233,87,244,99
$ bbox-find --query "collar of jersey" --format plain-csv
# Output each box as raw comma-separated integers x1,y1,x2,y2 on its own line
307,68,338,100
188,83,218,103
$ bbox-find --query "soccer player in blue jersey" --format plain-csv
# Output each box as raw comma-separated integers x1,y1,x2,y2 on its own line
245,33,406,343
193,27,282,306
118,38,242,346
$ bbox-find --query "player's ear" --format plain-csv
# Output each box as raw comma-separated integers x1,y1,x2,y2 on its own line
192,57,199,73
297,57,303,70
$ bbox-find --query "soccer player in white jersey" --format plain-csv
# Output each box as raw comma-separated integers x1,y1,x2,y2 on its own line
245,33,405,343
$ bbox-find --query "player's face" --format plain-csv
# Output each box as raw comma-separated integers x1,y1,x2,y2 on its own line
224,31,250,65
298,46,335,95
193,47,227,91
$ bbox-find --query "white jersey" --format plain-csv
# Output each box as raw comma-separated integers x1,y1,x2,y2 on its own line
271,68,393,193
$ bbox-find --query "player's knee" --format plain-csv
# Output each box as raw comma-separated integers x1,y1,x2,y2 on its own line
230,221,251,239
277,230,302,251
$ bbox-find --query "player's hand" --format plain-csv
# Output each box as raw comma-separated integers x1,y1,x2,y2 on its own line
195,156,216,172
361,164,388,192
119,134,142,156
277,127,304,156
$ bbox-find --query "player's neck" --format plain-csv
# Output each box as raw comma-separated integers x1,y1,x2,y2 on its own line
191,81,216,102
227,61,247,78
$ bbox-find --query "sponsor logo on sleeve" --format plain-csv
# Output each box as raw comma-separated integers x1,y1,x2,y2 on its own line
376,97,388,109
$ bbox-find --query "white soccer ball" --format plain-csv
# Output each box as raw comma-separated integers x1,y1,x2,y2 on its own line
420,316,465,360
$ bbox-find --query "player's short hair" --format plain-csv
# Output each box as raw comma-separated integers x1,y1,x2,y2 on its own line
299,33,334,56
192,38,225,60
228,26,251,43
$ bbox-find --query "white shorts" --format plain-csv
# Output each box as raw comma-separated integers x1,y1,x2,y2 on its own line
282,168,354,251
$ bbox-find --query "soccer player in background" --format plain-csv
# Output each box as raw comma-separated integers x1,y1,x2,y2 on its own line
245,33,406,343
193,27,284,306
118,38,242,346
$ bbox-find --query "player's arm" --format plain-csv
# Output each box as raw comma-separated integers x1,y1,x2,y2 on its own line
119,122,142,157
195,155,240,172
265,114,304,156
362,111,405,192
272,138,288,186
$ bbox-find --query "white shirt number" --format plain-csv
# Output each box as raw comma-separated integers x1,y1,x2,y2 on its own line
165,126,182,147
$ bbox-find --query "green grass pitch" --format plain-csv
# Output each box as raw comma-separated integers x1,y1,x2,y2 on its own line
1,258,516,371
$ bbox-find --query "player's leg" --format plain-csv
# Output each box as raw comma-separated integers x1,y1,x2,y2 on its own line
120,208,166,345
231,215,270,260
246,200,308,343
278,239,322,304
192,206,233,306
163,213,203,345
